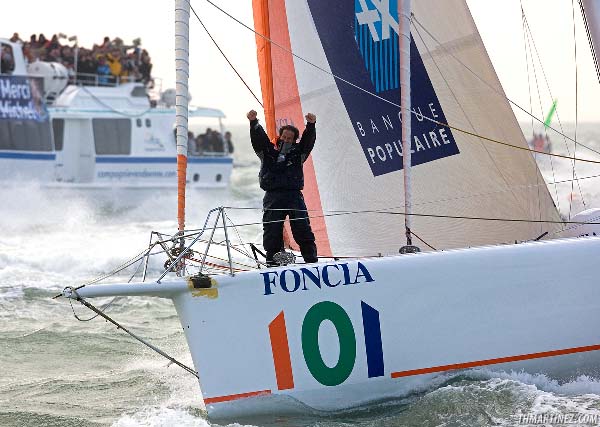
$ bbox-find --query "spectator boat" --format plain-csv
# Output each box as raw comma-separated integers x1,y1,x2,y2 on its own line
0,37,233,188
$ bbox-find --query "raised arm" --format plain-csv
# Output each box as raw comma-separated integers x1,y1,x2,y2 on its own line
247,110,270,158
299,113,316,162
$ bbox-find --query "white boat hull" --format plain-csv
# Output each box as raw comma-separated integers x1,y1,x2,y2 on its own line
71,236,600,418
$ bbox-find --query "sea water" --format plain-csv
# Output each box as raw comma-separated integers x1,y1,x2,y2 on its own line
1,123,600,427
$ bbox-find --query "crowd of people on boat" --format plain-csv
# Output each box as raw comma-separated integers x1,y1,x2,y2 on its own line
6,32,153,86
181,128,234,156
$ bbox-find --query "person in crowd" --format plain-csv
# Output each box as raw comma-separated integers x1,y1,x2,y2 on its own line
38,34,48,48
16,32,154,88
98,36,112,53
45,47,60,63
10,33,22,43
195,134,206,155
201,128,214,152
60,45,74,69
96,56,111,86
138,50,153,85
211,130,225,153
187,131,197,155
1,46,15,74
247,109,318,265
106,49,122,83
46,34,61,51
224,131,234,154
76,50,96,84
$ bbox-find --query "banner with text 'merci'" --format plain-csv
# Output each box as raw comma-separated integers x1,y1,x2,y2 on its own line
307,0,459,177
0,76,48,122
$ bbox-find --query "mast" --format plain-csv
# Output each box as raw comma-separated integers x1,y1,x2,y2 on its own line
175,0,190,233
581,0,600,84
399,0,416,251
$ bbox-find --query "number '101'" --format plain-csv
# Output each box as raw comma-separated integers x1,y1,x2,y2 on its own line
268,301,384,388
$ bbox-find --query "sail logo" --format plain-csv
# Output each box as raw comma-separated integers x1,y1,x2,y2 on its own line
308,1,461,177
356,0,398,41
355,0,400,92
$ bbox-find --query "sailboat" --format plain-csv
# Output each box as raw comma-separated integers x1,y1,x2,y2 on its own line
60,0,600,419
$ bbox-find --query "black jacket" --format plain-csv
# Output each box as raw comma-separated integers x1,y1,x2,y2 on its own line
250,119,316,191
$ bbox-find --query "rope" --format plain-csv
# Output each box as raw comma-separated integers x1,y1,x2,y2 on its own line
79,86,153,118
68,256,147,321
67,288,198,378
409,230,437,251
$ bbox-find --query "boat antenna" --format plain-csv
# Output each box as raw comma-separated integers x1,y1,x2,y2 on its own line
175,0,190,247
399,0,419,254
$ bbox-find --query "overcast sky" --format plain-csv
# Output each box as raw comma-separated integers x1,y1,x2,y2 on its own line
4,0,599,124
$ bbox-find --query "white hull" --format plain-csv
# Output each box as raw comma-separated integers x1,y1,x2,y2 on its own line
71,236,600,418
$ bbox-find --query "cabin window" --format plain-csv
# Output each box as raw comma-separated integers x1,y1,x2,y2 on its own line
52,119,64,151
0,120,52,151
136,118,142,127
0,43,15,75
145,118,151,128
92,118,131,155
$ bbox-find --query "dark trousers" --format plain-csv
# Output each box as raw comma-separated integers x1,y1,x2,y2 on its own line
263,190,318,264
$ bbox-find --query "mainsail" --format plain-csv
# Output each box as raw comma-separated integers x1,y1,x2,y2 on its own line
252,0,562,257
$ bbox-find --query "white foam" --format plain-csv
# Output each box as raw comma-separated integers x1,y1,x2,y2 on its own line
112,407,211,427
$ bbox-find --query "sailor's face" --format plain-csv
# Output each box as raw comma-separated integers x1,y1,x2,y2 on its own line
280,129,296,144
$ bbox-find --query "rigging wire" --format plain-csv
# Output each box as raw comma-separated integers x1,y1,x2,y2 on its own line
198,0,600,166
212,207,600,228
525,5,548,234
187,1,263,107
521,14,587,203
78,85,153,118
569,0,581,220
520,2,546,233
412,21,530,224
412,15,600,159
67,288,198,378
69,256,146,322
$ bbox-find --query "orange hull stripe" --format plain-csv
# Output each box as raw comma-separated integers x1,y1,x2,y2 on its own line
391,343,600,378
269,311,295,390
204,389,272,405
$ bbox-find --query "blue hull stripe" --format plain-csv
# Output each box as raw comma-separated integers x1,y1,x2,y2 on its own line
95,156,233,164
0,152,56,160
